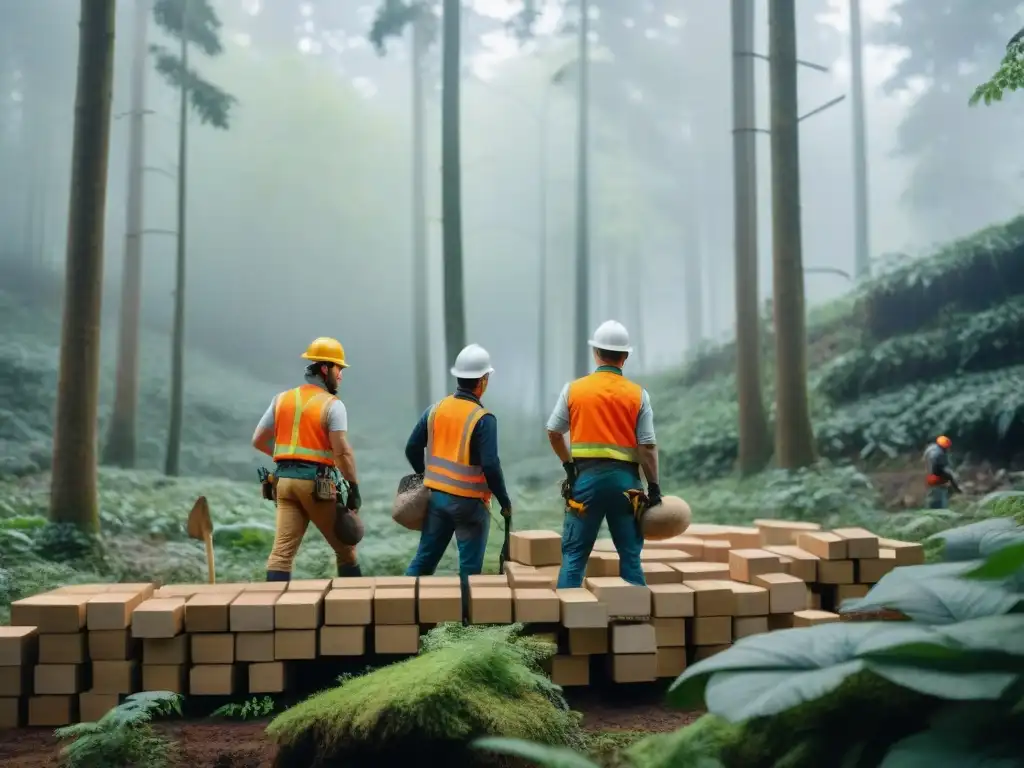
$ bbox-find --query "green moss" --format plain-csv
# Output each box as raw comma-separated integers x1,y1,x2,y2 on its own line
266,624,584,766
625,714,738,767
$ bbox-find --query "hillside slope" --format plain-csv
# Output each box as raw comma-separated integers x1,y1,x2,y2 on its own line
643,214,1024,485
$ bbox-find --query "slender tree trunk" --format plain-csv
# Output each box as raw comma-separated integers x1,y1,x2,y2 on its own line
410,13,431,412
105,0,150,468
573,0,591,379
50,0,116,530
769,0,816,469
731,0,772,475
536,88,549,417
849,0,871,279
441,0,466,387
165,0,190,477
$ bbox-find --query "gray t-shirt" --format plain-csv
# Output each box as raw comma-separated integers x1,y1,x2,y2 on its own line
546,382,656,445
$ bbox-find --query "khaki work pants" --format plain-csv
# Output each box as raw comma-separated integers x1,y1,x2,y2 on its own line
266,478,358,572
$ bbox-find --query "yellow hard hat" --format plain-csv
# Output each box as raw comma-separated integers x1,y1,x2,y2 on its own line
301,337,348,368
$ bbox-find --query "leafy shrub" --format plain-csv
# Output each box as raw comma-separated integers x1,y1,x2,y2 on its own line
860,215,1024,340
266,623,584,766
817,297,1024,403
56,691,182,768
211,695,275,720
815,365,1024,462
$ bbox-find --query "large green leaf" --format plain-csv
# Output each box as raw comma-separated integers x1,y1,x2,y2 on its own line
964,541,1024,582
928,518,1019,561
840,562,1022,624
701,663,866,722
881,732,1024,768
668,622,956,711
864,614,1024,669
879,702,1024,768
472,737,600,768
870,664,1019,702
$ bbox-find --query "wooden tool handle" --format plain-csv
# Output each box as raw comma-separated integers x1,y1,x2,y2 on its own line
204,534,216,584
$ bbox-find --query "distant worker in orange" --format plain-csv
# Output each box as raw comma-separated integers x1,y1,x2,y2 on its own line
251,337,363,581
546,320,660,588
924,435,961,509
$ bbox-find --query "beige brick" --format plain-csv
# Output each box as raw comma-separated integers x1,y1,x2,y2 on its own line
39,633,86,665
330,576,377,589
509,531,561,566
0,626,37,666
467,574,508,587
236,632,275,663
229,593,279,632
755,519,822,546
141,664,187,693
11,596,89,634
324,589,373,625
656,647,686,678
764,545,818,581
514,589,560,623
645,584,693,618
688,581,736,616
640,549,692,564
419,588,463,624
817,560,855,585
189,664,238,696
652,617,686,647
79,691,119,723
796,532,847,560
320,626,366,656
568,627,607,655
858,550,898,583
274,592,323,630
287,579,331,593
249,662,287,693
549,655,589,686
692,616,731,646
469,587,513,624
585,551,620,577
611,623,656,654
832,528,880,559
728,582,769,616
792,610,840,627
191,634,234,665
91,660,138,695
584,577,650,618
28,695,76,726
753,573,810,614
131,599,186,638
418,575,462,588
556,588,607,628
671,562,731,582
275,630,316,660
35,664,82,695
610,654,656,683
375,589,416,625
143,635,188,665
728,549,783,583
374,625,419,655
185,592,239,633
87,591,150,631
733,616,769,639
876,539,925,566
89,630,136,661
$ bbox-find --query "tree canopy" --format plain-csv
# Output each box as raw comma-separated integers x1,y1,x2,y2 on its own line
970,27,1024,106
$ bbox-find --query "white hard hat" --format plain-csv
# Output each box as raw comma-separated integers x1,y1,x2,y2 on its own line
587,320,632,353
450,344,494,378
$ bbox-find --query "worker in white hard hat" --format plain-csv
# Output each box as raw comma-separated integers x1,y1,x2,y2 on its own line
546,320,660,588
403,344,513,603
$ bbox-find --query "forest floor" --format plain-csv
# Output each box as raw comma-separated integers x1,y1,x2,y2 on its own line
0,687,700,767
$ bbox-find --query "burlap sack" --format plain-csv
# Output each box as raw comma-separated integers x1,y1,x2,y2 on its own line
642,495,692,541
393,473,430,531
334,505,365,545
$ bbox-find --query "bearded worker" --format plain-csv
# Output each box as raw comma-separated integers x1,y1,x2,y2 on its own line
252,337,363,581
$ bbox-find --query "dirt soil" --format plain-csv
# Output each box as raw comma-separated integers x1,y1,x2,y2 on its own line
0,690,698,767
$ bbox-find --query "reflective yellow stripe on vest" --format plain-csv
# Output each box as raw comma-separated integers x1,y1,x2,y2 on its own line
570,442,639,463
423,404,490,495
273,388,334,463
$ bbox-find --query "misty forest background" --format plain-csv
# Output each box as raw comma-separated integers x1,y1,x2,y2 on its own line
1,0,1024,600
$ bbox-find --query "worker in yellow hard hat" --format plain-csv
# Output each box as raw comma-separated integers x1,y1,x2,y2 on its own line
924,435,961,509
251,337,364,581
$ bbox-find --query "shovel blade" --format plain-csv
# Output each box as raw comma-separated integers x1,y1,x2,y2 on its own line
187,496,213,540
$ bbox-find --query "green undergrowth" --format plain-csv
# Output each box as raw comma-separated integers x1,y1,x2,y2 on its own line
266,623,585,766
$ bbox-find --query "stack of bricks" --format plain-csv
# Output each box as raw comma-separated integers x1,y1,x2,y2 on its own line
0,523,925,727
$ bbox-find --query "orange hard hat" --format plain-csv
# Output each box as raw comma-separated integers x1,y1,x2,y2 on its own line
936,435,952,449
301,337,348,368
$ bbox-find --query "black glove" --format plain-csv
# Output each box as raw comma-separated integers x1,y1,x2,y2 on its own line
646,482,663,508
345,482,362,511
501,505,513,520
563,461,577,487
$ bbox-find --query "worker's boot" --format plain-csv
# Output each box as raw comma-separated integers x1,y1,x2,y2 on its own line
337,563,362,578
265,570,291,582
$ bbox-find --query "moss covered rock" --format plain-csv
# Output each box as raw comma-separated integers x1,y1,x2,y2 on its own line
266,624,585,767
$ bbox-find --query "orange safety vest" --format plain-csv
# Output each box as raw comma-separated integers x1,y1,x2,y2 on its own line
567,369,642,463
271,384,336,466
423,396,492,503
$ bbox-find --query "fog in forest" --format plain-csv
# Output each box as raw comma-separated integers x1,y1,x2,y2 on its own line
2,0,1021,433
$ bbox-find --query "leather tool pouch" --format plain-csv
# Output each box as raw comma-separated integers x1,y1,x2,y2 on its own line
314,467,337,502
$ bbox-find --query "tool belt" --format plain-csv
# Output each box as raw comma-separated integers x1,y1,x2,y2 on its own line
314,465,338,502
257,467,276,501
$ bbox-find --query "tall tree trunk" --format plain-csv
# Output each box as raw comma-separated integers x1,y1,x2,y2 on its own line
769,0,816,469
731,0,772,475
104,0,150,468
50,0,116,530
440,0,465,387
849,0,871,279
572,0,591,379
410,13,431,412
165,0,190,477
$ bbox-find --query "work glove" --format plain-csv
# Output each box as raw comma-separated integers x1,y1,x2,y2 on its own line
560,461,577,502
501,505,513,520
646,482,663,509
345,481,362,511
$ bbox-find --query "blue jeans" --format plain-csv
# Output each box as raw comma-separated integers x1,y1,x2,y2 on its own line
926,486,949,509
556,462,646,588
405,491,491,579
